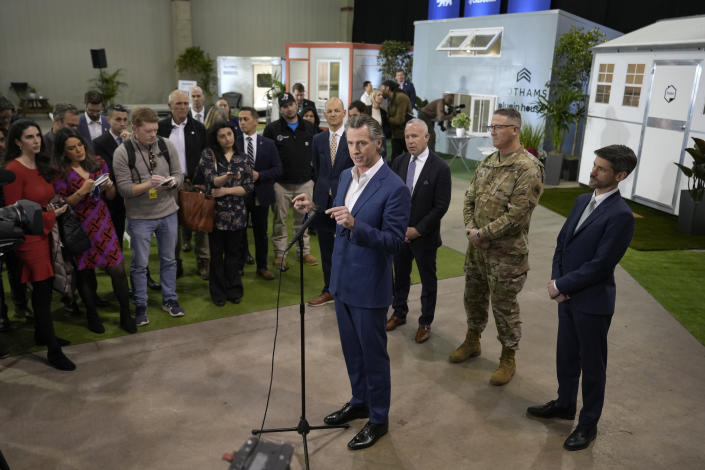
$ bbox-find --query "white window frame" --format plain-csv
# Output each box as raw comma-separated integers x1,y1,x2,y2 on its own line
468,95,497,135
436,27,503,57
316,59,341,103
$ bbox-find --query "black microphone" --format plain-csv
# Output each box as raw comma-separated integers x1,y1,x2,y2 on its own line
283,207,322,253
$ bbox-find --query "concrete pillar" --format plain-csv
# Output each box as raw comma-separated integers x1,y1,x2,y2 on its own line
339,0,354,42
171,0,193,86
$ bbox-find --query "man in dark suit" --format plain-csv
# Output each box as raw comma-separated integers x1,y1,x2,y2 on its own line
77,90,110,148
395,70,416,109
189,85,208,125
386,119,451,343
236,106,282,280
92,104,131,248
527,145,637,451
307,97,353,306
158,90,208,278
294,114,410,450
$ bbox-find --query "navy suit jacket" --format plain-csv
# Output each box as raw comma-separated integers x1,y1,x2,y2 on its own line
92,132,119,172
329,162,410,309
312,130,354,230
157,115,207,183
236,133,282,207
390,150,451,249
78,114,110,149
552,191,634,316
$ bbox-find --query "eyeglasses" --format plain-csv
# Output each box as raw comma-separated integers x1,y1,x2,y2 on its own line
148,152,157,170
485,124,517,132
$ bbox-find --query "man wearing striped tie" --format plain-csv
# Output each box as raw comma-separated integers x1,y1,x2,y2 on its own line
528,145,637,451
307,98,353,306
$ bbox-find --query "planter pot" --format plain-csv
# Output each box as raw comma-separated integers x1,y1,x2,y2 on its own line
544,151,563,186
677,190,705,235
561,156,579,181
455,127,466,137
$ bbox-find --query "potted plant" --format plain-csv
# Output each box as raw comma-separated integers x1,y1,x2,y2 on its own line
176,46,215,100
674,137,705,235
451,112,471,137
89,68,127,106
520,123,545,162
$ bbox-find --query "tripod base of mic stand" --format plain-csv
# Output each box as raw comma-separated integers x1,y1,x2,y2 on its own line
252,416,349,436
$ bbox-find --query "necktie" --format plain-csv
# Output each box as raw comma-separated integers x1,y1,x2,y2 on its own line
195,113,202,123
405,156,416,192
116,136,122,145
574,197,596,233
247,137,255,168
330,132,337,166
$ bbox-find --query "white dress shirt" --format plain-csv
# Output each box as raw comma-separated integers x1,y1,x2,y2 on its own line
344,157,384,211
192,108,205,123
168,118,188,177
360,91,372,106
86,112,103,141
408,147,429,192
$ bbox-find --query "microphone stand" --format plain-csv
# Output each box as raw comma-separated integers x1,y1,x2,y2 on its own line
252,211,348,470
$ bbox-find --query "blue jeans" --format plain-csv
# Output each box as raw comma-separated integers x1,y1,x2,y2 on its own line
128,212,178,307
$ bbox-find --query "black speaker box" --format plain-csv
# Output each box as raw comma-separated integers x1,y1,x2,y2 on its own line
90,49,107,69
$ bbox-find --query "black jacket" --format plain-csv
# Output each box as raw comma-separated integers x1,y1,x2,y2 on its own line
262,116,314,184
157,115,207,184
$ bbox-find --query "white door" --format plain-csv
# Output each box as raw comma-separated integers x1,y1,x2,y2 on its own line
632,60,702,212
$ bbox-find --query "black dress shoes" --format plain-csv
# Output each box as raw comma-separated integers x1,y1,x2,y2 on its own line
564,425,597,451
323,402,369,425
47,349,76,371
347,421,388,450
527,400,576,420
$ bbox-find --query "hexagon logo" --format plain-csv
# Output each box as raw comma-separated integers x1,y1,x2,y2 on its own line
664,85,677,103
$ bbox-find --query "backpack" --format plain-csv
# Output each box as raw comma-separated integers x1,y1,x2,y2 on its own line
123,137,171,182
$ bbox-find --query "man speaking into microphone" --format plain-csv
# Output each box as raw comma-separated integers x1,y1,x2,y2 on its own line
293,114,409,451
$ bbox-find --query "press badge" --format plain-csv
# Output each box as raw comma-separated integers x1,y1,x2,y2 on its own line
149,188,158,199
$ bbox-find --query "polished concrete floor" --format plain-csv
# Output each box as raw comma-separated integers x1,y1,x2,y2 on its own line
1,176,704,470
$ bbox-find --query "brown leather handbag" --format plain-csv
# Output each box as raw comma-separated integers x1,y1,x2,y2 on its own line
178,188,214,232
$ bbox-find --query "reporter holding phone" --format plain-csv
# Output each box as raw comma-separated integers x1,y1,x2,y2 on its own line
53,128,136,335
2,120,75,370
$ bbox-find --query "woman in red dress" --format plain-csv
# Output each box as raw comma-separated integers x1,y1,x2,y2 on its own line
3,120,75,371
53,128,135,334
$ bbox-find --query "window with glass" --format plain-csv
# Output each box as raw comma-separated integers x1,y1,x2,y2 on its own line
595,63,614,104
452,93,497,135
436,27,503,57
622,63,645,107
317,60,340,102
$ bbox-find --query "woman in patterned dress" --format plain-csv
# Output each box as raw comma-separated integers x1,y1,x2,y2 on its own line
200,120,253,306
3,119,75,370
53,128,136,334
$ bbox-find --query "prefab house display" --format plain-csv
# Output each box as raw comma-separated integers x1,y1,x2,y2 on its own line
285,42,382,124
216,56,284,113
579,15,705,215
412,10,619,160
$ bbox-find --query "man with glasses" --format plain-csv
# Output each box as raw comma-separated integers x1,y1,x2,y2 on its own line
449,108,544,386
113,107,184,326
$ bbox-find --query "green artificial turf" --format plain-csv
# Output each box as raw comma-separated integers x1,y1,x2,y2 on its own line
1,210,466,356
438,152,477,181
620,249,705,345
539,187,705,251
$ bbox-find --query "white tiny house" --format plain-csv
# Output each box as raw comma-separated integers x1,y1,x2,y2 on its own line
579,15,705,215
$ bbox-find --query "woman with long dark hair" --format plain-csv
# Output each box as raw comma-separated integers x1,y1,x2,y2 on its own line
52,128,136,334
3,119,75,370
199,120,253,306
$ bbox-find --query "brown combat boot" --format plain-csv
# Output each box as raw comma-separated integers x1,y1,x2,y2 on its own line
489,347,516,386
448,329,481,363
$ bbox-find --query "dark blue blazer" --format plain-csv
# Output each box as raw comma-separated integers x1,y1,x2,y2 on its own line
329,162,410,309
78,114,110,149
236,134,282,207
312,130,353,229
390,150,451,249
552,191,634,316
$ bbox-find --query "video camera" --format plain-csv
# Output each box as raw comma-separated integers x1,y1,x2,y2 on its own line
0,169,44,255
439,103,466,131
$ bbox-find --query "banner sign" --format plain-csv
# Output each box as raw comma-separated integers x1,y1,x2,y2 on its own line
507,0,551,14
464,0,500,17
428,0,461,20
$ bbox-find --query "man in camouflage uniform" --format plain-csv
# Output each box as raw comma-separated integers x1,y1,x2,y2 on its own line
449,108,544,386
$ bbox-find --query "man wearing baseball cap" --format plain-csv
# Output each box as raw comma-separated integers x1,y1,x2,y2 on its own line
263,92,318,270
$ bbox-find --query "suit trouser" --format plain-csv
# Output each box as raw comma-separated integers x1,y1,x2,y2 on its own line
557,304,612,427
392,242,438,325
242,196,271,270
317,225,335,294
272,181,314,258
335,299,390,424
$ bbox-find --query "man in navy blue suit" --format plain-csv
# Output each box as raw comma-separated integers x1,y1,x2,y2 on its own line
386,119,451,343
527,144,637,451
236,106,282,280
77,90,110,148
307,97,353,306
293,114,410,450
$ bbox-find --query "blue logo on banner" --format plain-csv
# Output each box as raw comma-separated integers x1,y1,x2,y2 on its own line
428,0,461,20
507,0,551,14
464,0,501,18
